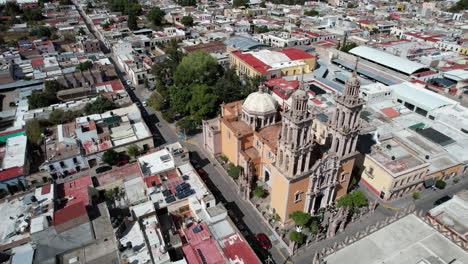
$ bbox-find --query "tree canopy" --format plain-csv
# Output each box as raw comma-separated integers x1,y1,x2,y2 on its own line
127,144,140,158
127,13,138,30
85,96,114,115
75,61,93,71
28,80,64,109
181,15,193,27
336,190,368,213
108,0,141,15
49,109,79,125
176,0,197,6
289,211,312,228
31,26,52,38
289,231,305,244
233,0,249,7
304,10,319,16
102,149,119,165
148,7,165,26
25,120,42,145
450,0,468,12
174,51,221,86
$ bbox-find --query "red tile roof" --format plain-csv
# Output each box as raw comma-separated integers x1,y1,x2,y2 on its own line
92,79,125,91
31,58,44,67
41,184,51,195
0,128,25,137
220,233,260,264
182,222,225,264
144,175,161,188
56,175,92,208
53,201,88,226
380,107,400,118
278,48,315,60
0,166,24,182
231,51,270,74
310,98,323,105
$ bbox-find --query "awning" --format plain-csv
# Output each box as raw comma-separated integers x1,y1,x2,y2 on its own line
424,179,435,188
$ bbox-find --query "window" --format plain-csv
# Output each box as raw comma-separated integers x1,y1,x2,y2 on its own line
227,131,231,139
341,173,347,182
393,180,399,187
294,192,302,203
60,161,66,168
73,157,78,163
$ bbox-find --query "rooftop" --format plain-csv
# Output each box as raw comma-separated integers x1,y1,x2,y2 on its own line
428,190,468,242
324,214,468,264
182,222,225,264
139,148,176,176
350,46,429,75
368,138,427,175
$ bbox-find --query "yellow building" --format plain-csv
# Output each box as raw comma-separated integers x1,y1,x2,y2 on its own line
230,48,317,79
204,70,364,224
459,47,468,56
360,137,430,201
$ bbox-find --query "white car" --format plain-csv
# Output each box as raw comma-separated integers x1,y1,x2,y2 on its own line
126,80,132,85
142,101,148,107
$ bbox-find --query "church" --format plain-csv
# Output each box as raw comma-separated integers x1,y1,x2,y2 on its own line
202,71,364,224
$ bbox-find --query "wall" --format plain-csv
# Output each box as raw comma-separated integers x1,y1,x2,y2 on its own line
426,164,462,181
220,121,240,166
270,166,290,221
360,156,394,198
335,158,355,199
283,176,309,222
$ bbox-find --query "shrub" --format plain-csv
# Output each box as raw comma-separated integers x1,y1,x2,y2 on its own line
102,149,119,165
253,186,267,198
435,180,446,189
412,192,420,200
219,155,228,163
227,163,242,180
162,111,175,123
453,178,460,183
289,231,305,244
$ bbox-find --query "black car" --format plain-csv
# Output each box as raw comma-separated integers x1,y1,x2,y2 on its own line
434,195,452,205
165,195,176,204
95,166,112,174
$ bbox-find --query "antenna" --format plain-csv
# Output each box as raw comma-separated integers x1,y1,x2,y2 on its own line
353,58,359,77
299,73,305,91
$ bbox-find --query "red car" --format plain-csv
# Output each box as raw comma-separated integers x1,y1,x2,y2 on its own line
256,233,272,250
115,160,129,167
197,168,208,179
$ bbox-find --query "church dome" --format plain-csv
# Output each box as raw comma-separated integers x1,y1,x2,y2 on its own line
242,88,278,115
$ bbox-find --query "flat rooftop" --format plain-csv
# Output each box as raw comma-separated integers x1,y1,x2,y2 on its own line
324,214,468,264
428,190,468,242
139,148,175,176
0,197,31,246
369,138,427,175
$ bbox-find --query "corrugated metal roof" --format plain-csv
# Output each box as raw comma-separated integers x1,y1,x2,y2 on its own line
391,82,455,111
223,36,267,51
350,46,428,75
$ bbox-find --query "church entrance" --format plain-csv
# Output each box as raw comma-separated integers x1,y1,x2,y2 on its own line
314,193,324,213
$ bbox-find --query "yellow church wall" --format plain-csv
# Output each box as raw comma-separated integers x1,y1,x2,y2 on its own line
270,167,290,221
220,121,240,166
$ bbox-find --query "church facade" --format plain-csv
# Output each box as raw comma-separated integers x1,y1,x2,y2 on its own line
202,71,364,224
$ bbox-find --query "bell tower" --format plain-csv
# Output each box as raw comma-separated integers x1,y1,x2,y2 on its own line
276,82,315,178
329,60,364,159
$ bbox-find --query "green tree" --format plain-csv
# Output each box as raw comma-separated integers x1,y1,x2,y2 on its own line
25,120,42,145
49,109,78,124
31,26,52,38
75,61,93,71
177,116,198,136
449,0,468,12
104,188,116,200
289,211,312,228
108,0,142,15
214,67,243,103
260,1,266,7
128,13,138,30
412,192,420,200
254,25,269,33
102,149,119,165
22,8,44,22
233,0,249,7
85,96,114,114
228,164,242,180
28,91,58,109
148,7,165,26
187,84,218,121
181,15,194,27
289,231,305,244
169,86,191,116
176,0,197,6
336,190,368,213
174,51,220,86
127,144,140,158
253,186,267,198
435,180,447,189
59,0,72,5
304,10,319,16
87,1,93,8
147,91,168,111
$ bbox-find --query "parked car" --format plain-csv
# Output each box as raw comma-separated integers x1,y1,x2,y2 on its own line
95,166,112,174
142,101,148,107
115,160,129,167
126,80,132,85
256,233,272,250
197,168,208,180
434,195,452,205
